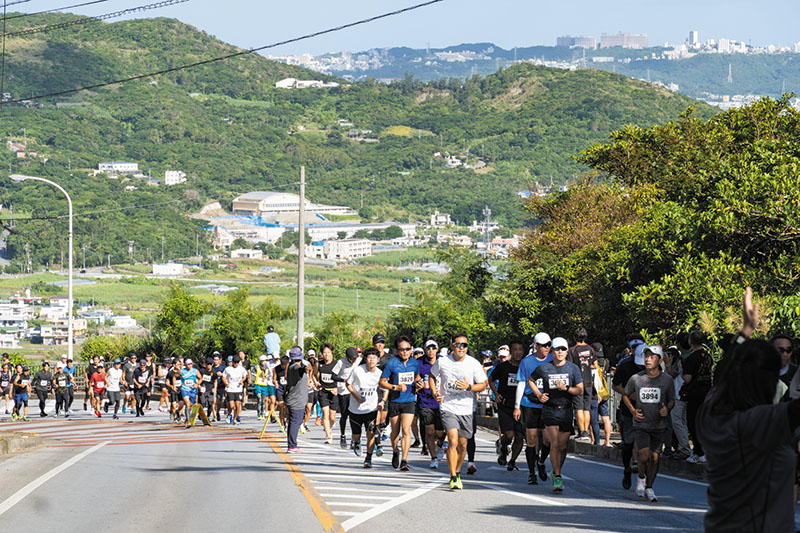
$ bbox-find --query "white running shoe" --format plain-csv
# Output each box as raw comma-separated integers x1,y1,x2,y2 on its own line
429,458,439,469
635,476,646,498
686,454,701,464
645,488,658,502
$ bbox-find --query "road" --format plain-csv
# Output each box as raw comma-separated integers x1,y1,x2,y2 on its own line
0,401,716,532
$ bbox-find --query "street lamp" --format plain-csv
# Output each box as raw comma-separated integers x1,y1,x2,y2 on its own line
10,174,74,361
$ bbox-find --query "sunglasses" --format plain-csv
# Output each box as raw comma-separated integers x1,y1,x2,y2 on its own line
537,343,551,348
398,347,412,352
453,342,468,349
778,347,793,353
553,347,568,352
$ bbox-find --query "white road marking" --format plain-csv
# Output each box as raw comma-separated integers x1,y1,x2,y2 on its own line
318,494,394,500
305,473,429,485
478,483,568,506
326,502,378,507
340,477,447,531
333,511,360,516
0,441,109,517
568,455,708,487
313,485,407,494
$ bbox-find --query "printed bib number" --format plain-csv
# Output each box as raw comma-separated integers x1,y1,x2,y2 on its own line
507,375,518,386
639,387,661,404
96,381,105,388
58,379,67,387
547,374,569,389
279,377,287,385
40,380,48,387
1,381,8,387
138,377,146,383
321,373,332,383
534,378,544,390
21,379,29,386
445,378,462,391
398,372,414,385
175,380,182,386
202,375,211,382
200,385,206,393
360,387,376,398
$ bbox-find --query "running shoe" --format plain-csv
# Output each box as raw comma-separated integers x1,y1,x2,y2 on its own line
257,415,264,421
234,420,241,426
631,461,639,473
340,436,348,449
466,463,477,475
495,439,502,455
498,447,508,466
83,403,87,411
22,417,29,421
227,414,233,425
455,474,463,490
95,410,101,418
236,416,241,423
507,461,519,472
64,412,70,418
10,413,17,421
315,417,322,426
112,414,119,420
376,445,384,457
449,476,458,490
429,458,439,469
392,450,400,469
353,443,362,457
622,469,632,490
410,439,420,448
302,424,310,433
635,476,646,498
553,475,563,492
537,461,547,481
104,402,109,413
287,447,302,453
399,460,410,472
528,473,538,485
121,405,125,414
645,488,658,502
324,436,332,445
363,457,373,469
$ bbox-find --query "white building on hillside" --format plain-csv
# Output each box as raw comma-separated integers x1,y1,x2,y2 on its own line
231,248,263,259
164,170,187,185
153,263,187,276
231,191,355,217
306,239,372,261
99,161,139,175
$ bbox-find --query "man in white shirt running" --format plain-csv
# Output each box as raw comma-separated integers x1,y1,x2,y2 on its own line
429,332,488,490
223,356,248,425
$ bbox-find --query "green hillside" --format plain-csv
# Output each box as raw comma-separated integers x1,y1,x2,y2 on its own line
0,14,718,268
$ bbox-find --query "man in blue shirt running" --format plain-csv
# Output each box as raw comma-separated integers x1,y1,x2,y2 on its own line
379,335,420,472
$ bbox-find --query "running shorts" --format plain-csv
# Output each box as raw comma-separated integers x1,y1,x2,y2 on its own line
182,388,198,403
521,405,544,430
542,405,574,434
634,428,666,452
388,401,415,418
441,411,474,439
319,389,338,411
418,406,443,431
226,391,243,403
349,410,378,434
498,404,524,434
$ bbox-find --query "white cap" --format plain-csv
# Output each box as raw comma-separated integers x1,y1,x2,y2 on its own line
56,361,66,369
259,355,268,362
424,339,439,349
307,349,316,356
60,353,68,359
184,358,193,364
645,345,664,358
533,332,551,346
552,337,569,350
497,346,510,357
634,344,649,366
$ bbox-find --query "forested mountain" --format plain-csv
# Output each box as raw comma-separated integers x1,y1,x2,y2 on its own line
0,14,716,268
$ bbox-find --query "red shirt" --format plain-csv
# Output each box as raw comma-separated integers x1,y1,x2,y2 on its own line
90,372,107,393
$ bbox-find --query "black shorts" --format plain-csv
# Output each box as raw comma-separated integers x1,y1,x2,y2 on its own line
521,406,544,430
418,406,443,431
319,389,338,411
227,391,243,403
388,401,415,418
169,391,181,403
572,390,592,411
349,410,378,434
308,390,318,405
542,405,574,434
498,404,524,434
634,428,666,452
216,386,227,399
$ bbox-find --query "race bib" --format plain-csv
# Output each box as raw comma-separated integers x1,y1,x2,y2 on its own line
202,375,211,382
58,379,67,387
360,387,376,398
398,372,414,385
547,374,569,389
1,381,8,387
40,380,48,387
200,385,206,393
21,379,29,386
639,387,661,404
507,375,518,386
158,378,166,384
138,377,146,383
445,378,461,391
279,377,287,385
534,378,544,390
175,380,182,386
321,373,332,383
96,381,105,388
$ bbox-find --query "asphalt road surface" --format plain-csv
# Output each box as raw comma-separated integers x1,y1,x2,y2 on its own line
0,399,741,532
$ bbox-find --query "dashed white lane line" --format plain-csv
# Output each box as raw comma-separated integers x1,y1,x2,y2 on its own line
478,483,568,506
568,455,708,487
339,477,448,531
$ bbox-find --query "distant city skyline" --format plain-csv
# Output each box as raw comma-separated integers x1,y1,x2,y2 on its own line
13,0,800,55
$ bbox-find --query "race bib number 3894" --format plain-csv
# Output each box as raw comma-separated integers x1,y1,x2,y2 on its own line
639,387,661,404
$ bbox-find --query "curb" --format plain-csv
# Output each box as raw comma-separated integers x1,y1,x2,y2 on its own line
0,431,44,455
475,416,706,480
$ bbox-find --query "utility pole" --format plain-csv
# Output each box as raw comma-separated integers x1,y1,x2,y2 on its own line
81,244,86,270
356,288,359,311
161,236,165,262
108,253,111,269
195,233,199,258
297,166,305,349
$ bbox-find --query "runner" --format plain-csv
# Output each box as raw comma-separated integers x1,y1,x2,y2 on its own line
123,353,138,414
275,354,289,428
32,362,52,417
373,333,391,454
622,345,674,501
417,339,444,469
513,332,554,485
346,347,384,468
180,358,200,427
254,355,272,421
84,355,99,411
529,336,583,492
237,351,251,418
304,349,320,433
316,343,339,444
144,352,156,411
12,364,30,421
53,362,72,417
265,354,279,422
64,357,76,413
211,352,226,421
284,347,310,453
263,325,281,357
332,347,361,448
199,357,216,420
380,336,420,471
106,358,124,419
410,346,424,448
156,357,170,412
167,358,184,423
568,327,597,441
133,358,153,417
612,339,646,489
222,355,248,425
1,362,12,415
429,333,488,490
489,339,526,471
89,363,107,418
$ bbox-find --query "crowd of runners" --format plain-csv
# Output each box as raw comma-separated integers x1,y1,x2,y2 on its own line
1,314,797,501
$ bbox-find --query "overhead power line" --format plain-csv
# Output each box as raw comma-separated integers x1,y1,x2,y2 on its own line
4,0,188,37
3,0,117,22
3,0,446,104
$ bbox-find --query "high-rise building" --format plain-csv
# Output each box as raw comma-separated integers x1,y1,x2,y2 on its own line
600,32,649,49
688,30,699,46
556,35,597,49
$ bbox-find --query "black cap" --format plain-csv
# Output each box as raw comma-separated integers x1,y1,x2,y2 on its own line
205,357,214,365
267,325,274,332
372,334,385,344
346,347,359,360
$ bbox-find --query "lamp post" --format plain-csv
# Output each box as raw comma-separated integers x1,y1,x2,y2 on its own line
10,174,73,361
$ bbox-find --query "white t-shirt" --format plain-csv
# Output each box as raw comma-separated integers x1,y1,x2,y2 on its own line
223,365,248,393
347,364,381,415
333,357,362,395
106,367,123,392
430,353,487,416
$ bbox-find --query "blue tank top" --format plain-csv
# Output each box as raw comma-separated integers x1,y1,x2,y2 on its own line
181,368,198,391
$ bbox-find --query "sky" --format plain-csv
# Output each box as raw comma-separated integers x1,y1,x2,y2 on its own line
12,0,800,55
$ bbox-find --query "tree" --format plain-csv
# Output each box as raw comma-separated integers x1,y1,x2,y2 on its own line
154,283,210,357
231,238,248,250
383,225,403,239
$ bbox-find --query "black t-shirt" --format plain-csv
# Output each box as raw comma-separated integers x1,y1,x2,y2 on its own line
612,359,644,415
318,361,338,391
33,370,53,391
199,368,214,392
13,373,30,394
166,369,179,389
133,368,150,388
533,361,583,409
568,344,596,393
85,363,97,382
682,348,712,397
492,360,521,409
275,365,287,392
378,352,394,371
211,364,226,388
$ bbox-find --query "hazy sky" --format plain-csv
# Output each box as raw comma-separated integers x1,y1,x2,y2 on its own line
13,0,800,55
